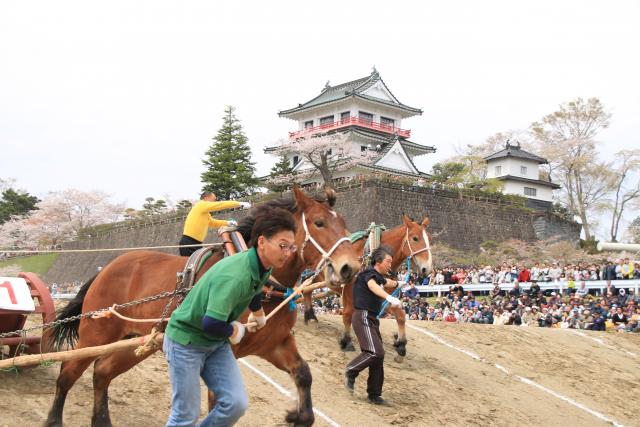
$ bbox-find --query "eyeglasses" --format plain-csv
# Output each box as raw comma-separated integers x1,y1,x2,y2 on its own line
269,239,298,254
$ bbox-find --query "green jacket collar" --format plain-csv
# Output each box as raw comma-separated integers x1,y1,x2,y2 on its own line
248,247,272,286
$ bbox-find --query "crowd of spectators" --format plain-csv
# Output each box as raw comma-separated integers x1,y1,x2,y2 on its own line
308,258,640,333
413,258,639,286
393,280,639,333
48,281,82,295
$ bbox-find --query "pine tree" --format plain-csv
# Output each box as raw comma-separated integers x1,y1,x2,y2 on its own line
267,155,295,192
201,106,258,199
0,188,40,224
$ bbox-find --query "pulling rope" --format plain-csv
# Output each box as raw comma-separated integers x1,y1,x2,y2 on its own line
378,256,410,318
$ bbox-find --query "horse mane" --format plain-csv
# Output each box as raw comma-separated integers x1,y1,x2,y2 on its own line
237,190,335,246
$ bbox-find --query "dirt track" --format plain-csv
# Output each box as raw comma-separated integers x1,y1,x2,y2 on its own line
2,314,639,426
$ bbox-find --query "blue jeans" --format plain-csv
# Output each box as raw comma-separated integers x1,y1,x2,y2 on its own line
164,336,248,427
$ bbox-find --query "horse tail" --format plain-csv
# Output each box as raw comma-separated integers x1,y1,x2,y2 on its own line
51,274,97,350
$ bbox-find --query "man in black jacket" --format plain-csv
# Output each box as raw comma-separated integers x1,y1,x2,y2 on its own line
345,246,401,405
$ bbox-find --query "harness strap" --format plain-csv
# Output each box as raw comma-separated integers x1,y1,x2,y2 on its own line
403,228,432,260
300,211,350,272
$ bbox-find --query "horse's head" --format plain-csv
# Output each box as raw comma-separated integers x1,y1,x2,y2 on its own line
293,186,360,286
401,215,433,275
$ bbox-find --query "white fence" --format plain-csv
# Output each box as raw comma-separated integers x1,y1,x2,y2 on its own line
52,293,77,300
51,280,640,300
416,279,640,296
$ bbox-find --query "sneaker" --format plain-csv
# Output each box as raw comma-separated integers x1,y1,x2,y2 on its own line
344,373,355,393
367,395,387,405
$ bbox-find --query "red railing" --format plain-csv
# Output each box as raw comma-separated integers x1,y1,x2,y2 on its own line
288,116,411,139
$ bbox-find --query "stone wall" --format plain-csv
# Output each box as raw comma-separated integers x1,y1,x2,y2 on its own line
45,181,580,283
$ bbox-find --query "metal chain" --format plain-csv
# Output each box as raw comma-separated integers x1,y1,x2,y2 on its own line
0,287,192,340
154,278,189,329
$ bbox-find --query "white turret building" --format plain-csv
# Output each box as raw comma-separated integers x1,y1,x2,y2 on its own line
267,69,436,184
484,141,560,208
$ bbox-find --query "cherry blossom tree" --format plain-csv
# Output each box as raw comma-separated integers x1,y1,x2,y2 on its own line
606,149,640,242
0,189,123,249
266,133,378,186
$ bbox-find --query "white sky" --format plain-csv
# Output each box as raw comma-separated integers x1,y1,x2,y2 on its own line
1,1,638,227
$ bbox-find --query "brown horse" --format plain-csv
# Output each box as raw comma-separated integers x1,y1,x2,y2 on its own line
45,187,360,427
302,215,432,359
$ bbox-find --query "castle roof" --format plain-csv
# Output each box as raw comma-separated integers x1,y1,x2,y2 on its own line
484,141,548,164
494,175,561,189
347,128,436,157
279,68,422,118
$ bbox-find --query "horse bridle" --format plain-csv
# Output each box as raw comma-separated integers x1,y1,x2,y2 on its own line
403,225,432,264
299,211,351,272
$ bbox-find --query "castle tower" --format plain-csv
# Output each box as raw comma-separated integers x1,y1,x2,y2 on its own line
267,68,436,184
484,141,560,209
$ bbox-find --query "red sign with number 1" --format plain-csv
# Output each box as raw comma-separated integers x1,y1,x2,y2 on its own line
0,281,17,304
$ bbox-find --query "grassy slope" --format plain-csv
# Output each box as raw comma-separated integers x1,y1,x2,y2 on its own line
0,253,59,276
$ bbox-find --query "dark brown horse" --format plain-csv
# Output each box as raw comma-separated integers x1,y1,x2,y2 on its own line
45,187,360,427
302,215,432,359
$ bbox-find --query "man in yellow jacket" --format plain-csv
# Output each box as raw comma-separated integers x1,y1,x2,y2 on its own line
178,191,251,256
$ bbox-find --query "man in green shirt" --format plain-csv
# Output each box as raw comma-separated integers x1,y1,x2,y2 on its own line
164,205,297,427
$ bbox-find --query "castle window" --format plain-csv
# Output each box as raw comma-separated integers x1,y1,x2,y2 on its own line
520,166,527,175
358,111,373,123
524,187,537,197
304,120,313,129
380,116,395,129
495,165,502,175
292,155,299,166
341,111,351,122
320,115,334,126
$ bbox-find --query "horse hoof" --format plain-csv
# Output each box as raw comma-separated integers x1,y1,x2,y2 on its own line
394,355,405,363
304,311,318,325
285,409,314,427
339,336,352,351
394,343,407,357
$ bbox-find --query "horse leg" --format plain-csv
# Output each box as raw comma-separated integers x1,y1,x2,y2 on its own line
302,293,318,325
339,284,356,351
45,357,97,427
392,306,408,362
90,347,157,427
260,334,314,427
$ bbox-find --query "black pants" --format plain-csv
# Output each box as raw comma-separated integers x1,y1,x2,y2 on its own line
345,309,385,397
178,235,202,257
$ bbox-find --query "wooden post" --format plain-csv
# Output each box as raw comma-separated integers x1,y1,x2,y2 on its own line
0,333,164,369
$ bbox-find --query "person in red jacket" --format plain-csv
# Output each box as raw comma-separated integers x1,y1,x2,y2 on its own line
444,310,457,322
518,264,531,283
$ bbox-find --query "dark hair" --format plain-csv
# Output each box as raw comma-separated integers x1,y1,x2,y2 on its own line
236,191,334,247
200,191,214,199
248,206,296,247
370,245,393,266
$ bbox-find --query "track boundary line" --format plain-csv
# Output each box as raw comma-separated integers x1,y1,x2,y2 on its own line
239,358,341,427
406,324,625,427
569,330,638,358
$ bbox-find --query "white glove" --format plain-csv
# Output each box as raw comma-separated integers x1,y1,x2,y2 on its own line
246,310,266,333
385,295,402,308
239,202,251,209
227,220,238,227
229,321,245,344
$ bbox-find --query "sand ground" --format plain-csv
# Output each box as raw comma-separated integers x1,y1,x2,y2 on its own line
2,313,639,427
